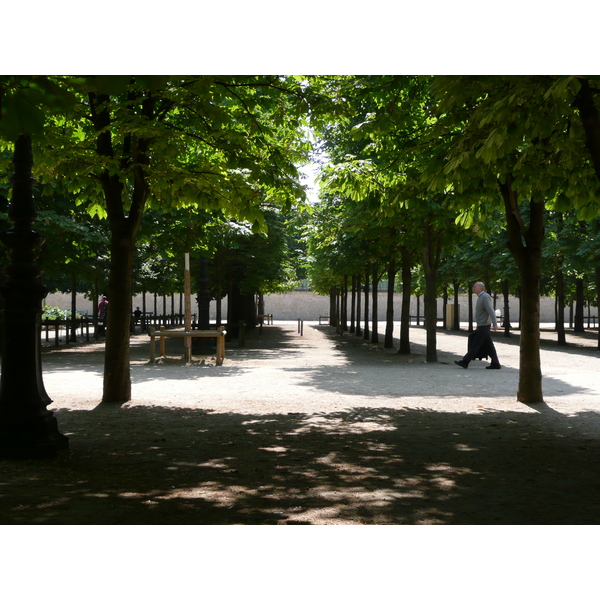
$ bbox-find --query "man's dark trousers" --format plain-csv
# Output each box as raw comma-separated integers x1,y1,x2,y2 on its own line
463,324,499,365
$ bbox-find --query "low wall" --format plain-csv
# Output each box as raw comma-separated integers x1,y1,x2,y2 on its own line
43,291,597,325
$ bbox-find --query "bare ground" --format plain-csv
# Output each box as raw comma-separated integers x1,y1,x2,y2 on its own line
1,321,600,525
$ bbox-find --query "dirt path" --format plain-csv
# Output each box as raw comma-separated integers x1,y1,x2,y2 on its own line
1,321,600,524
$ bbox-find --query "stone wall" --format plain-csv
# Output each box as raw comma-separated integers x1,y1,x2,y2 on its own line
45,290,597,325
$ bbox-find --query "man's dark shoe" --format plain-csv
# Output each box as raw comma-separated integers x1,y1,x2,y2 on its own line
486,363,501,370
454,360,468,369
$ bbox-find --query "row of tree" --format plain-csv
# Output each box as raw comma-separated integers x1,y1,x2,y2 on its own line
304,76,600,405
2,75,600,407
0,75,317,403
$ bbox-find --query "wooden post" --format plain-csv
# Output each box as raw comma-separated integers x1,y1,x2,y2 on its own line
159,325,166,357
216,326,225,365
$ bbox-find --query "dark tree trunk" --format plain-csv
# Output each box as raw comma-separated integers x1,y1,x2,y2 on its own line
0,135,68,457
468,284,474,333
216,294,222,327
453,279,460,330
226,283,256,337
226,282,242,338
371,266,379,344
355,273,362,337
70,274,77,342
556,269,566,345
398,248,411,354
422,223,442,363
574,278,585,333
89,91,151,404
329,287,337,327
384,258,396,349
342,275,348,332
596,265,600,350
499,174,545,404
502,279,511,338
244,293,256,329
350,275,356,334
442,285,448,330
103,232,135,403
93,279,99,339
363,268,370,340
336,288,341,334
142,287,147,332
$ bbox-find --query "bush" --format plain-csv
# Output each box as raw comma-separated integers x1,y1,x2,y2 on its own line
42,306,88,320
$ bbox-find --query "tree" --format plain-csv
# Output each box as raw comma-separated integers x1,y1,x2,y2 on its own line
430,75,600,403
32,75,310,403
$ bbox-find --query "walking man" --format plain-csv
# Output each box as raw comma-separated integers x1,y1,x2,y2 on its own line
455,282,501,370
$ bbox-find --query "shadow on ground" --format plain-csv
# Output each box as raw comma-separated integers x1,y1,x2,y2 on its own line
2,403,600,525
10,323,598,525
301,326,590,400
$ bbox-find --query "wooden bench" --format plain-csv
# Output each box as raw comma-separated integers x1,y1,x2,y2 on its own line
318,315,329,325
257,314,273,325
149,326,226,365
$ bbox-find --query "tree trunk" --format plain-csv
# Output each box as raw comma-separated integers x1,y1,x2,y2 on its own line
342,275,348,332
499,174,544,404
350,275,356,334
502,279,511,338
574,278,585,333
329,287,337,327
556,269,566,345
93,279,99,339
384,258,396,349
90,91,150,404
336,288,341,334
355,273,362,337
422,224,441,363
442,285,448,329
398,248,411,354
70,274,77,342
518,251,543,403
468,284,474,333
371,266,379,344
453,279,460,330
363,268,370,340
142,287,147,332
227,282,241,337
102,233,135,403
596,265,600,350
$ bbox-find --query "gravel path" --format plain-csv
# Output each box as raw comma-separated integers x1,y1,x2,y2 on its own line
1,321,600,525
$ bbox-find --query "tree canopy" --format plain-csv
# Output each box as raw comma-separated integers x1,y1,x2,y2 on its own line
2,75,600,407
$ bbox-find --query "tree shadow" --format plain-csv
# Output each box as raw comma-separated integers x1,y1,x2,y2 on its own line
305,327,591,400
2,403,600,525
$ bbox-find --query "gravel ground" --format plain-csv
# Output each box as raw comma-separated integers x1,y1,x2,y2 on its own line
1,320,600,525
